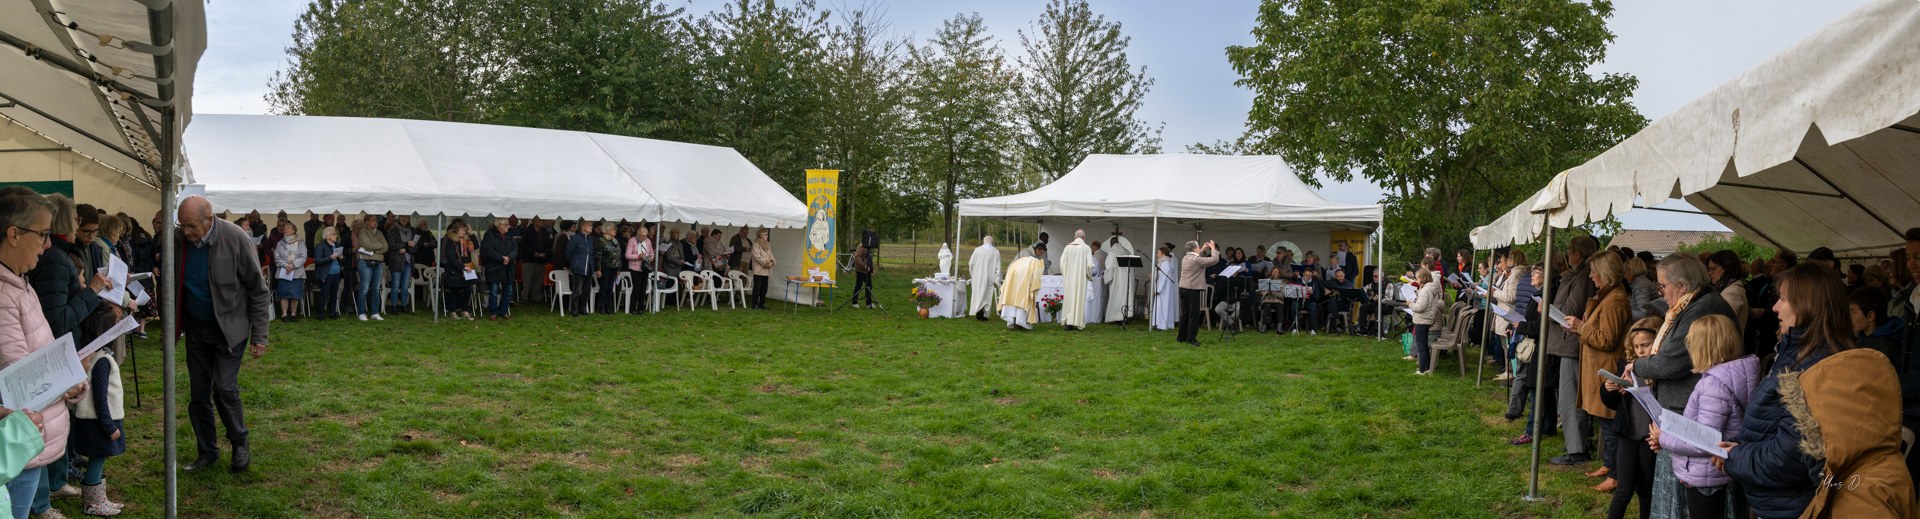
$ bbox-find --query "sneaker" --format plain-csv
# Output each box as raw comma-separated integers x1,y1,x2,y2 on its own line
371,314,384,321
1402,356,1415,361
1508,434,1533,446
1494,372,1513,382
49,484,80,500
1309,330,1317,336
851,304,861,309
1549,453,1592,466
358,314,368,321
1413,370,1429,375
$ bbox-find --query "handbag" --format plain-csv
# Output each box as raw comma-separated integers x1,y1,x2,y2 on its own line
1515,337,1538,363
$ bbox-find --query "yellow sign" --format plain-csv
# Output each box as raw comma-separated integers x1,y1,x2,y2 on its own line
1331,230,1370,274
803,169,839,288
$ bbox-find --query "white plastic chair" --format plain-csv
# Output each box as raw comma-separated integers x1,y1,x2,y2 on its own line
678,271,708,311
728,270,751,308
615,272,635,314
548,270,572,316
704,270,737,309
650,271,679,313
411,263,433,313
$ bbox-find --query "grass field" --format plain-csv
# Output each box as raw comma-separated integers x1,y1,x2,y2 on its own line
84,262,1626,517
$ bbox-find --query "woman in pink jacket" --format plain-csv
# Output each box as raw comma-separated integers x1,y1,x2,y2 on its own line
0,192,82,519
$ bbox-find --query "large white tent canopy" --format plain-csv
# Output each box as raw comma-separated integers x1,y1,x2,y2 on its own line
184,114,808,229
1471,0,1920,254
960,154,1382,229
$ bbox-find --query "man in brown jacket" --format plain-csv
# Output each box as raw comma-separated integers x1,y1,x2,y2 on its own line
176,196,271,472
1177,240,1218,346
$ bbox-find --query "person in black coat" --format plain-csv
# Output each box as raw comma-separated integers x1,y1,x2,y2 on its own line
479,220,516,320
31,199,113,345
566,221,595,316
439,221,476,320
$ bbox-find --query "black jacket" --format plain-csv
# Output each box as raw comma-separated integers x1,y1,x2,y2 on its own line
521,226,552,264
28,237,103,343
479,229,515,284
1726,328,1832,518
439,236,473,289
413,227,436,269
1631,288,1736,411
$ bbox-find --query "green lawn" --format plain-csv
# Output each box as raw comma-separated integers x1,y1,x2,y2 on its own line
89,269,1622,517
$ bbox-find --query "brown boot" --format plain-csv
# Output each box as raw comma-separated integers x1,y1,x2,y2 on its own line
82,482,123,516
1592,477,1617,493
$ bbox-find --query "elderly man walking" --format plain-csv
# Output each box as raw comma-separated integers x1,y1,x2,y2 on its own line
176,196,271,472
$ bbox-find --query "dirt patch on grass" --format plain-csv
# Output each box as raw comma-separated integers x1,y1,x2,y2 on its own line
753,383,816,396
992,396,1023,406
1284,373,1306,379
1091,468,1124,480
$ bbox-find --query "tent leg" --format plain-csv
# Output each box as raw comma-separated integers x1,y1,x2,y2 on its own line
1475,248,1486,388
1375,226,1384,340
1526,225,1555,501
433,214,442,323
1148,217,1158,330
161,172,179,519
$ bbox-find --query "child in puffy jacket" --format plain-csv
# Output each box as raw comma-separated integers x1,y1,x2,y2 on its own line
1650,314,1758,519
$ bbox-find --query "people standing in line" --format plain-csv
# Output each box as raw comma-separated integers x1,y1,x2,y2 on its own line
26,195,112,349
848,244,876,309
481,219,516,321
353,214,388,321
1175,241,1219,347
1721,264,1914,518
69,346,127,516
1629,254,1735,516
0,191,80,519
749,228,776,310
595,223,621,314
564,221,595,316
1545,236,1600,466
519,218,552,304
625,224,655,311
729,227,752,274
174,196,270,475
312,227,344,320
1600,316,1664,519
271,222,307,323
1645,314,1757,519
384,216,417,313
1563,252,1631,484
1407,267,1443,375
440,220,477,321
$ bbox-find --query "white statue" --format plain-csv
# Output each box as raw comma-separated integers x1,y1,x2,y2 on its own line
937,243,954,278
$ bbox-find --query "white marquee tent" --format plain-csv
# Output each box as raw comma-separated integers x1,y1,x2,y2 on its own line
183,114,818,304
1471,0,1920,256
959,154,1385,327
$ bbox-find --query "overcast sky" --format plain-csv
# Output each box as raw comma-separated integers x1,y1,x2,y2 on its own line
192,0,1878,232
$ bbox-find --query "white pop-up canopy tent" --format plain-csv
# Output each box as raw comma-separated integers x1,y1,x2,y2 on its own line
1,1,204,515
960,154,1385,328
1468,0,1920,500
183,114,818,303
1472,0,1920,256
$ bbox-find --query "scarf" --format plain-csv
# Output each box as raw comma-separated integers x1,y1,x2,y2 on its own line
1649,290,1698,354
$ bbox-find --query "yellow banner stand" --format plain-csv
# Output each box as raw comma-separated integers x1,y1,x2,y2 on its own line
803,169,839,288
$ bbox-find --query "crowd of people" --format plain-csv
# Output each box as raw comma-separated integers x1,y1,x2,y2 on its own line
1459,232,1920,518
224,211,783,322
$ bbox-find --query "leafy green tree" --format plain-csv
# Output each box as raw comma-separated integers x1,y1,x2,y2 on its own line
1013,0,1157,181
1674,234,1777,264
1225,0,1645,258
817,7,919,248
901,14,1020,247
268,0,509,122
687,0,832,192
486,0,707,140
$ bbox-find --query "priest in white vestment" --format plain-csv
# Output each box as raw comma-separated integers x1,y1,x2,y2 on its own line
1104,235,1136,323
1152,245,1178,330
1058,231,1094,330
968,236,1002,320
999,242,1046,330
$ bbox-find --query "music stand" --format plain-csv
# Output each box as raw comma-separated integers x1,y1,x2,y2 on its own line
1115,256,1143,329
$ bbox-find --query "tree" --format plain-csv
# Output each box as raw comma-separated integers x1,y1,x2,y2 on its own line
268,0,509,122
1674,234,1777,264
901,14,1020,247
1013,0,1157,181
485,0,707,141
687,0,832,192
817,6,916,249
1225,0,1645,258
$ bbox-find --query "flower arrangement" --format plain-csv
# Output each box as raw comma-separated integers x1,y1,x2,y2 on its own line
912,287,942,309
1041,294,1064,318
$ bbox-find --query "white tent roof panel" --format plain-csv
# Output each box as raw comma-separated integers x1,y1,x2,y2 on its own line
183,114,807,229
958,154,1382,227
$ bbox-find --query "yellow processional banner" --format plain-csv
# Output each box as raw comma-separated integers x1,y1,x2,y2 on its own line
803,169,839,288
1330,230,1370,269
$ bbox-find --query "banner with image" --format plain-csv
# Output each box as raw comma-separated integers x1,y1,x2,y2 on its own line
803,169,839,288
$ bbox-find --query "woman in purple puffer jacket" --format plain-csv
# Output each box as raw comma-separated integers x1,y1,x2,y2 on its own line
1650,314,1759,519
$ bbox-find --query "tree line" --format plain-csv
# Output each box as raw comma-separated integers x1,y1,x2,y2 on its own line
268,0,1158,249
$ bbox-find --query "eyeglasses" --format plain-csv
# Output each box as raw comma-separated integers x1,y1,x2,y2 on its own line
11,226,50,244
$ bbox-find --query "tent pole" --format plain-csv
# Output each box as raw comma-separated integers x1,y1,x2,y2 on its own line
1376,225,1384,340
1149,216,1158,330
1526,224,1556,501
161,167,179,519
1475,248,1487,388
433,214,442,322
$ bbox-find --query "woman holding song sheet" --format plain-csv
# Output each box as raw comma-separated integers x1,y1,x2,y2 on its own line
0,191,85,519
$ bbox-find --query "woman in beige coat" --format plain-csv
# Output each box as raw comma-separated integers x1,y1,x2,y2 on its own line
749,228,776,309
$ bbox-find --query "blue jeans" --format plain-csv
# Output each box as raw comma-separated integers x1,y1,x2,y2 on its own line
488,282,512,317
81,457,105,486
388,262,413,308
6,466,41,519
356,262,384,315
